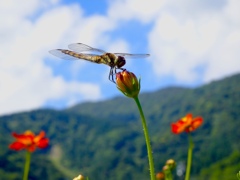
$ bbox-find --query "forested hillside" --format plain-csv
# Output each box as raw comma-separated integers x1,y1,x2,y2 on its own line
0,73,239,180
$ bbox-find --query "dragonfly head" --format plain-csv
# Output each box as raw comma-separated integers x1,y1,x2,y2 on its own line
116,56,126,68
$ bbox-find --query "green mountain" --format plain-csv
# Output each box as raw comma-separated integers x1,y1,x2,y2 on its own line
0,73,239,180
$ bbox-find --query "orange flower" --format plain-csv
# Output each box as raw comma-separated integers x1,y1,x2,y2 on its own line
171,114,203,134
9,130,49,152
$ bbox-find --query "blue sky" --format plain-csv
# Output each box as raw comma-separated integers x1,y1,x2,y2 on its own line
0,0,240,115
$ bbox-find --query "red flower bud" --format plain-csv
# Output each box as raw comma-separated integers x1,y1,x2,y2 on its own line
116,70,140,98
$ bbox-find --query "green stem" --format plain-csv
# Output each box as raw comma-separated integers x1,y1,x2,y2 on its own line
185,133,194,180
133,96,155,180
164,170,173,180
23,151,31,180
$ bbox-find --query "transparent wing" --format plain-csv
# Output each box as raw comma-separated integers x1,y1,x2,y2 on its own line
68,43,106,54
49,49,101,64
113,53,150,58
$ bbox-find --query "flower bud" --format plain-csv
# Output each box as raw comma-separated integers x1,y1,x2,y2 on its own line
73,174,84,180
166,159,176,169
156,172,165,180
162,165,169,171
116,70,140,98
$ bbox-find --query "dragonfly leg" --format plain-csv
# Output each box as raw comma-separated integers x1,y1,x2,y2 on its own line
108,67,126,83
119,67,126,71
109,67,115,83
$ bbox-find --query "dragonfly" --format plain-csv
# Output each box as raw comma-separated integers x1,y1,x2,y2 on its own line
49,43,150,82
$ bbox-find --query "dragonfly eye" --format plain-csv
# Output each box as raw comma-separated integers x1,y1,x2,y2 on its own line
117,56,126,68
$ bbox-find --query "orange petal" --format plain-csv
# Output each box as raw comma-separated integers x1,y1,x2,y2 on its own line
171,123,185,134
12,132,33,145
186,113,193,119
191,117,203,129
9,142,26,151
186,116,203,132
27,144,37,152
181,114,192,125
37,138,49,149
34,131,46,143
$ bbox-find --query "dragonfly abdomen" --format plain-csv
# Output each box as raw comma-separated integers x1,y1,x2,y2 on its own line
60,49,102,63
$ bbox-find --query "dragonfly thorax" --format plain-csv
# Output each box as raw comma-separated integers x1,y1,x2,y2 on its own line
105,53,126,68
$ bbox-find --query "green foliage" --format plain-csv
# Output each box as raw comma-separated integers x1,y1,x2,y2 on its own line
199,151,240,180
0,73,239,180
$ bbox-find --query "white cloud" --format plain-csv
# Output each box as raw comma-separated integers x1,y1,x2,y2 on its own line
108,0,165,23
148,0,240,83
0,63,100,115
204,29,240,82
0,1,102,115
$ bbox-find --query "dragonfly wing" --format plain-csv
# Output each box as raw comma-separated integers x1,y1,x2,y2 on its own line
114,53,150,58
68,43,106,54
